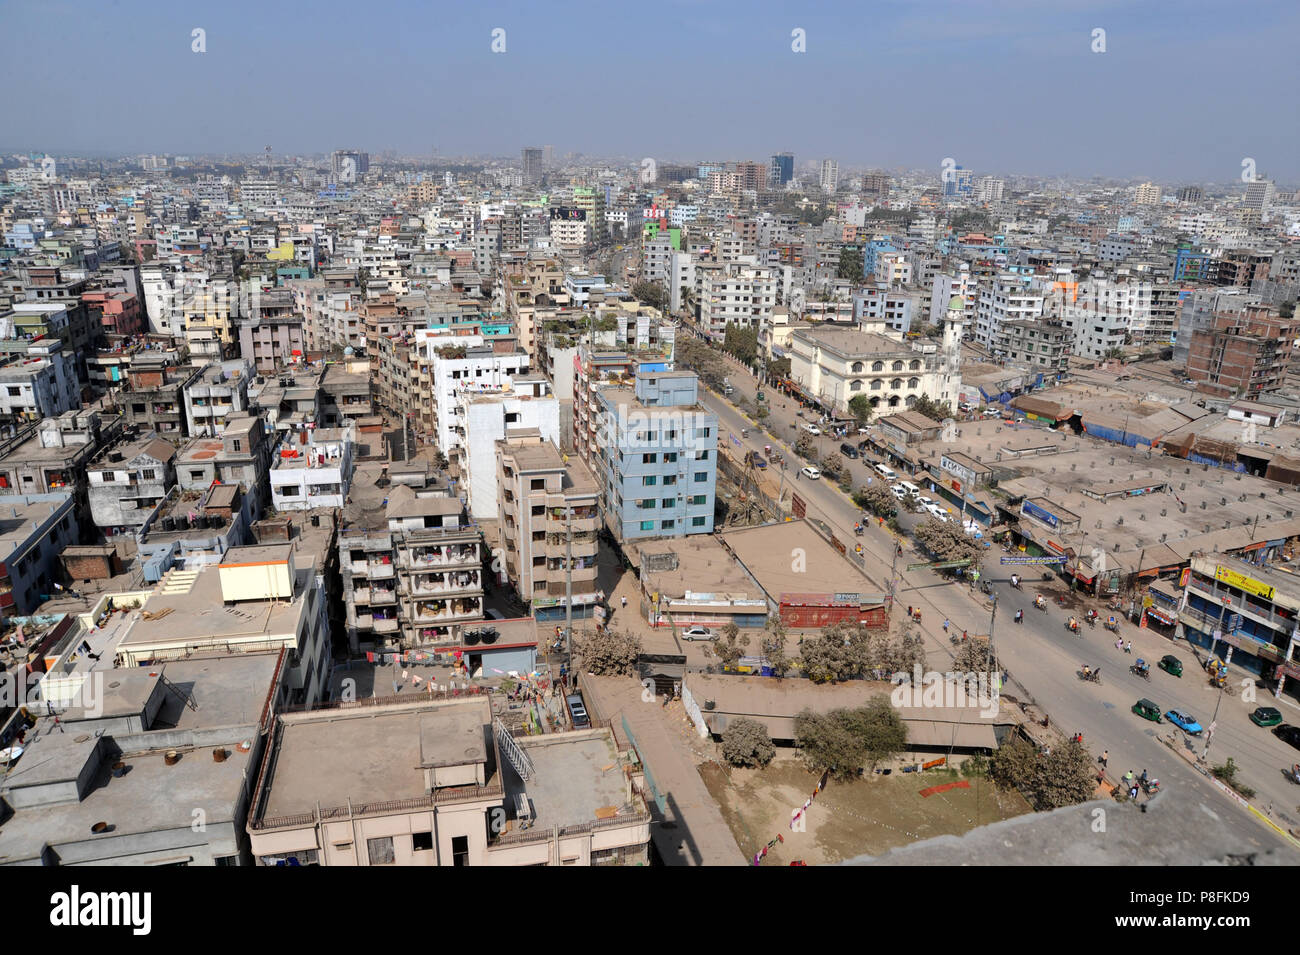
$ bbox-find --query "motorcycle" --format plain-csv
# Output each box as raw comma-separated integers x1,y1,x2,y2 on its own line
1034,597,1048,612
1130,663,1151,682
1065,620,1081,635
1086,613,1097,628
1078,668,1102,684
1284,766,1300,785
1141,778,1161,795
1009,576,1021,590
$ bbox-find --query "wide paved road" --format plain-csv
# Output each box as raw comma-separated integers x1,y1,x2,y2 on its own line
695,346,1298,854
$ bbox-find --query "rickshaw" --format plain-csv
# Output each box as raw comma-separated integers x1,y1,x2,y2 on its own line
1130,658,1151,682
1132,698,1162,723
1158,654,1183,678
1103,615,1119,633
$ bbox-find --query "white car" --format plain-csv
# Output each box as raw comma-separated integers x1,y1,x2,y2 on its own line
802,423,822,435
926,504,951,522
857,426,871,434
801,466,822,480
682,626,716,641
890,485,907,500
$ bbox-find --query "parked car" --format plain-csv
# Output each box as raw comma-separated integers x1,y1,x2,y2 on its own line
1132,699,1162,723
801,466,822,480
802,423,822,435
890,485,907,500
1250,706,1283,727
1273,724,1300,751
1157,654,1183,677
840,443,860,459
682,625,717,642
745,451,768,469
566,693,591,729
1164,709,1203,735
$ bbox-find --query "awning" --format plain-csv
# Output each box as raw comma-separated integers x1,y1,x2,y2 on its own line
904,721,999,750
1146,606,1177,626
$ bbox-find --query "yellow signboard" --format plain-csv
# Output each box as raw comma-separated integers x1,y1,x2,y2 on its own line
1214,566,1274,601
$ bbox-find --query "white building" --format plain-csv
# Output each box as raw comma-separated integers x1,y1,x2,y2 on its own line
974,274,1044,348
457,375,560,520
269,424,355,511
819,159,839,194
425,334,532,459
695,262,777,338
0,341,79,422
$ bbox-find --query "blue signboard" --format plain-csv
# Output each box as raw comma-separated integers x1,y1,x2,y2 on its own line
1021,501,1059,528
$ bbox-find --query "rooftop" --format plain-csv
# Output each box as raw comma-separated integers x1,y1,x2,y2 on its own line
721,519,887,601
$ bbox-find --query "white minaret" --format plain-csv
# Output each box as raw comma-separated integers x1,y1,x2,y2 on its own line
942,294,965,401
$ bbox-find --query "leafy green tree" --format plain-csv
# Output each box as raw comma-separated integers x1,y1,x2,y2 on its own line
709,622,749,670
848,394,873,426
913,517,983,571
795,699,907,779
797,623,870,683
722,323,759,366
575,629,642,676
911,395,952,422
853,482,897,519
989,737,1096,809
793,434,815,459
631,281,667,310
819,452,845,478
761,620,792,677
721,718,776,768
768,356,791,380
837,246,863,281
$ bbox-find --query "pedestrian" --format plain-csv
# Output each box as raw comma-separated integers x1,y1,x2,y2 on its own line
1115,638,1123,651
907,605,913,619
1101,749,1109,768
621,595,627,609
962,629,968,641
1125,641,1132,654
943,619,950,633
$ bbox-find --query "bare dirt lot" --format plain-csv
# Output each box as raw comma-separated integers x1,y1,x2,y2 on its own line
699,754,1032,865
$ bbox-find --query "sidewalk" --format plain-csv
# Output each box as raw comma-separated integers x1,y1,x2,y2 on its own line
582,674,747,866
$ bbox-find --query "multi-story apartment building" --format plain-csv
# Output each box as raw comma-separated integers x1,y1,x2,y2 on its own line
429,335,531,467
183,359,252,437
974,273,1044,348
0,340,79,424
269,424,354,512
819,159,839,194
237,312,309,373
995,320,1071,374
694,261,777,339
1134,182,1161,205
854,286,918,334
1186,304,1300,398
81,289,144,337
1177,553,1300,705
930,268,978,325
246,696,651,867
595,370,717,542
86,430,177,536
456,374,560,521
338,487,484,653
0,491,78,614
496,434,601,621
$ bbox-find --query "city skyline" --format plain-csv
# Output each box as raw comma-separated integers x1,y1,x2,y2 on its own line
1,0,1296,181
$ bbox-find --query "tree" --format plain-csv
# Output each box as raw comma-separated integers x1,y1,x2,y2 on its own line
575,629,642,676
761,620,792,677
797,622,871,683
1280,300,1296,319
709,622,749,670
820,453,845,478
795,699,907,779
768,356,791,380
911,395,952,423
953,636,994,673
793,434,815,459
721,718,776,768
848,394,873,426
853,482,897,519
837,246,863,281
722,322,759,366
989,737,1096,809
1103,347,1124,359
913,517,983,571
631,281,667,311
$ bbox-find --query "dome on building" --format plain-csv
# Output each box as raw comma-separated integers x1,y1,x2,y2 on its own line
947,295,965,312
343,345,354,356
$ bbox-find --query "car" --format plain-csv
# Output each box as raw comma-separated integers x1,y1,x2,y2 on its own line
840,443,860,459
802,423,822,435
982,408,1002,417
890,485,907,500
1164,709,1203,736
801,466,822,480
682,626,717,642
566,693,591,729
745,451,768,470
1274,724,1300,751
1250,706,1283,727
1157,654,1183,678
1132,699,1162,723
916,495,933,508
857,426,870,434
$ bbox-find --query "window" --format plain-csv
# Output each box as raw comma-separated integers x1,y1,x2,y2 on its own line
190,469,205,481
907,377,920,389
663,452,678,463
642,475,657,486
870,379,882,391
101,472,116,482
640,520,656,531
909,360,921,370
639,499,656,509
641,453,657,464
890,378,903,390
412,832,434,852
871,361,884,372
694,450,709,460
5,387,18,398
849,380,862,392
141,469,157,481
694,471,708,482
663,475,677,486
695,427,712,439
232,440,242,451
367,836,395,866
530,479,545,491
451,835,469,867
692,516,707,527
662,498,675,508
661,519,675,529
690,494,707,506
851,361,864,373
531,505,545,516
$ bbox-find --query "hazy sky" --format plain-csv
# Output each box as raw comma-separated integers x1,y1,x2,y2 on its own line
1,0,1296,183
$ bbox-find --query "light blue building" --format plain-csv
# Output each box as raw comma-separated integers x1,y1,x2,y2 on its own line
595,370,717,542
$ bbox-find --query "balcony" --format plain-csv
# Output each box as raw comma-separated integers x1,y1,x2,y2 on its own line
409,569,481,597
351,559,395,579
403,544,480,569
409,596,483,624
